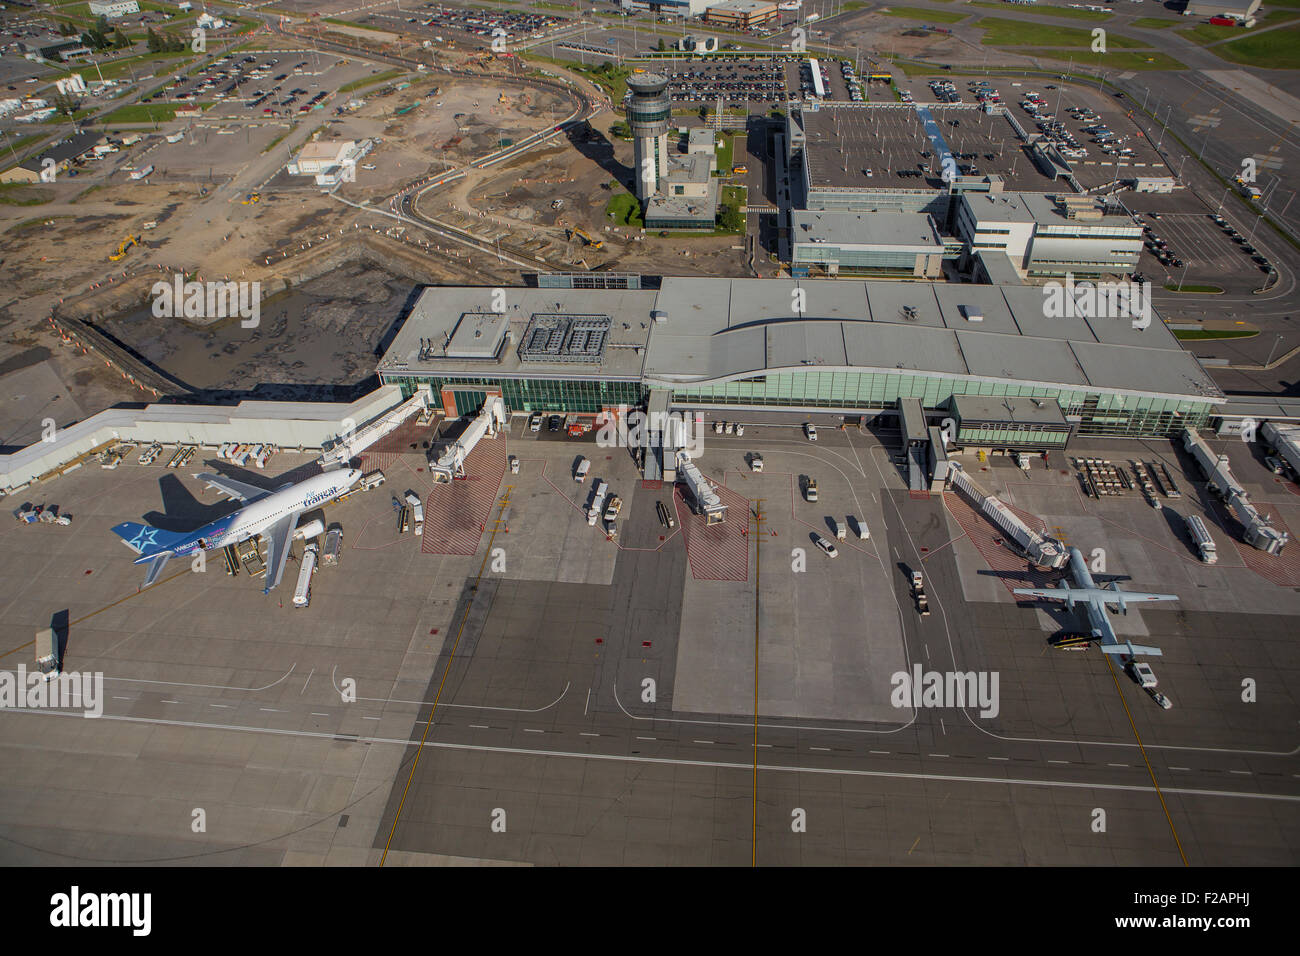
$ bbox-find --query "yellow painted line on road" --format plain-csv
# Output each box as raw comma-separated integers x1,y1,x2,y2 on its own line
381,486,513,866
1104,653,1189,866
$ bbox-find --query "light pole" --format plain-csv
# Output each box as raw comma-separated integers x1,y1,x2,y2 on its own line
1217,185,1229,213
1265,334,1283,367
1248,212,1263,242
1177,259,1190,292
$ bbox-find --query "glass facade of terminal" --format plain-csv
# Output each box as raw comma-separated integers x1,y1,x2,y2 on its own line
669,370,1214,438
387,375,645,415
384,371,1213,438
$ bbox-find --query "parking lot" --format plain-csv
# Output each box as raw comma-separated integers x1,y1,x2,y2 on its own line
150,50,354,121
663,59,785,107
1128,206,1278,292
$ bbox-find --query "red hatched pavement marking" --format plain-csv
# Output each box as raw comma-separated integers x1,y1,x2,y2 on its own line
420,434,508,555
1215,502,1300,588
942,491,1056,594
676,483,749,582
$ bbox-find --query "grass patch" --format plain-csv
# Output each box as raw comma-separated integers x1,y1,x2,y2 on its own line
0,184,54,206
1163,285,1226,295
715,132,735,174
1175,23,1243,45
1216,25,1300,69
101,102,210,123
262,130,290,155
1173,328,1256,339
324,18,394,33
533,1,576,9
605,191,643,228
337,68,408,93
977,17,1147,47
1017,48,1185,69
1131,17,1178,28
968,1,1110,19
880,6,968,23
83,49,197,81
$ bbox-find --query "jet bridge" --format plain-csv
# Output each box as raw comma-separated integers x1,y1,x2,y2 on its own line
319,385,432,468
949,462,1067,569
1181,427,1287,555
676,450,727,525
430,396,506,483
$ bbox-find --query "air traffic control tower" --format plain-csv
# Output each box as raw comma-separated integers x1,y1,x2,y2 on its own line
627,72,672,202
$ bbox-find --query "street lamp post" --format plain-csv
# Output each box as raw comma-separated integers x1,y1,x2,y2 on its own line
1265,334,1283,367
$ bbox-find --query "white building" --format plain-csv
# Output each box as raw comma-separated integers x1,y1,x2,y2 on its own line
287,139,373,186
55,74,87,96
791,210,944,278
88,0,141,18
956,192,1142,278
196,13,227,29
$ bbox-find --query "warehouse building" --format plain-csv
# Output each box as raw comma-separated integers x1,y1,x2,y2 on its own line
88,0,140,16
0,131,103,184
704,0,780,28
1183,0,1259,18
377,278,1222,439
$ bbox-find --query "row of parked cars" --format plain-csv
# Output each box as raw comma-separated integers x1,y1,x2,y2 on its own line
1210,213,1274,275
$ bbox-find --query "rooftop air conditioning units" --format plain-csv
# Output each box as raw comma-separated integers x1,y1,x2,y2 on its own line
961,305,983,323
652,310,668,324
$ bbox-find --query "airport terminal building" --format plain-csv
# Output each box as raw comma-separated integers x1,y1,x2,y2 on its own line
376,278,1222,440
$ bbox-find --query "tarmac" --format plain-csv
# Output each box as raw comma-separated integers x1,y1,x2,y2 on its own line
1,419,1297,865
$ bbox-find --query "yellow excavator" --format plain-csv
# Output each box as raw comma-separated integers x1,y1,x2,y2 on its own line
109,235,140,261
568,227,603,250
240,193,261,205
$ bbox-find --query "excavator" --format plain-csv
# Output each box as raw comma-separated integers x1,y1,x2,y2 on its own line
108,235,140,261
240,193,261,205
566,227,603,250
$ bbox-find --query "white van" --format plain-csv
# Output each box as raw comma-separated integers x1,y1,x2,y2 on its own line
575,458,591,482
293,544,318,607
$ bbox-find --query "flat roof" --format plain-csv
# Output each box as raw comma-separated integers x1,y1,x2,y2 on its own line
799,106,1052,193
446,311,509,359
954,394,1068,426
642,277,1222,402
379,286,656,380
791,210,941,250
380,280,1223,404
961,191,1038,225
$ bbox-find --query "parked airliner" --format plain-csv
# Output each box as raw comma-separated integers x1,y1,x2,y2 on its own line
1013,546,1177,659
112,468,361,593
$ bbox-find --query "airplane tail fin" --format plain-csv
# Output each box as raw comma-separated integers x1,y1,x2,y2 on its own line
110,522,192,559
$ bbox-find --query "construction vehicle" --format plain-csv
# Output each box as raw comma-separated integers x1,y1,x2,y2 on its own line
430,396,506,483
109,235,140,261
241,193,261,204
567,227,603,249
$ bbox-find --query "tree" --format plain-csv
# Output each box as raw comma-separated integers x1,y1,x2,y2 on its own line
111,28,130,50
52,90,82,118
656,38,666,52
718,202,743,232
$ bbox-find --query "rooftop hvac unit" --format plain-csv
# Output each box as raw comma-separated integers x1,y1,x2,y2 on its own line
960,305,983,323
652,310,668,324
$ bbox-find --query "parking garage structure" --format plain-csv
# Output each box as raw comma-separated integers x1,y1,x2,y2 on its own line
378,278,1223,439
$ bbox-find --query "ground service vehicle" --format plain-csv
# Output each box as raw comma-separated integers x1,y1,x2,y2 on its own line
805,478,818,502
361,469,385,490
604,494,622,522
34,628,59,681
323,525,342,566
575,458,590,482
657,500,675,528
815,536,838,558
835,520,847,540
405,492,424,536
1129,660,1157,689
293,544,318,607
805,423,817,441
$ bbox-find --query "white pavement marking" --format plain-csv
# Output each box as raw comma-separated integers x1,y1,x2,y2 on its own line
14,710,1300,804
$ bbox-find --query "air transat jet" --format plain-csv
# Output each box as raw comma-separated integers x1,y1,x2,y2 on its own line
111,468,361,593
1013,546,1177,659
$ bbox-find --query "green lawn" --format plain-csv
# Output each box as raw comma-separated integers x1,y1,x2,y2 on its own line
338,68,408,93
977,18,1147,47
880,6,968,23
968,1,1111,20
1173,327,1255,338
101,102,209,124
605,191,643,228
1175,22,1244,45
715,133,735,174
1018,48,1185,69
0,184,54,206
1216,25,1300,68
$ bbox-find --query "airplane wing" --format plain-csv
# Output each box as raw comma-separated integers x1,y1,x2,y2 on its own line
1012,587,1071,601
140,552,170,589
1095,592,1179,605
261,512,298,595
194,472,270,504
1101,643,1164,657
